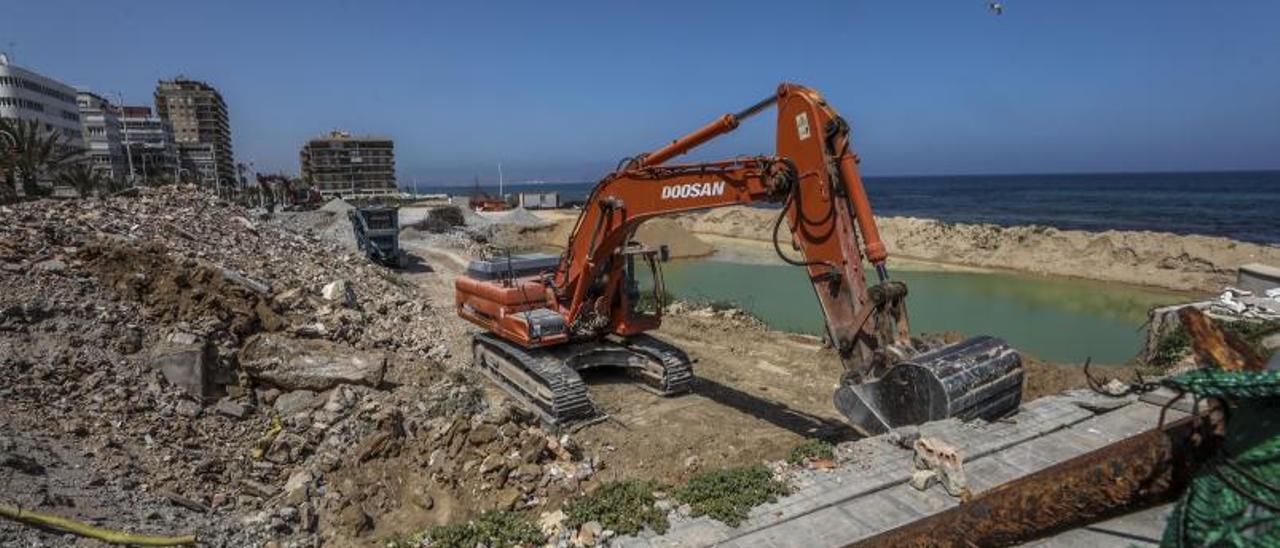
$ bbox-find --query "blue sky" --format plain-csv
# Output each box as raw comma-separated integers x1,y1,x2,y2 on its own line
3,0,1278,184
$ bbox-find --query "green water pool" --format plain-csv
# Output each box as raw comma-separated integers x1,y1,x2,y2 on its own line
658,259,1188,365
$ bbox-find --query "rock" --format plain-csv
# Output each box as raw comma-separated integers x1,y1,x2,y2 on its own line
410,486,434,511
175,399,202,418
149,339,214,399
496,488,523,510
577,521,603,546
240,334,386,391
510,463,542,483
282,470,313,506
266,432,308,464
538,509,567,536
213,398,249,419
274,390,318,416
321,280,356,308
479,454,506,475
684,455,701,470
322,386,355,414
34,259,67,272
467,424,497,445
240,479,278,498
888,425,921,449
677,503,692,517
655,499,673,512
335,503,371,534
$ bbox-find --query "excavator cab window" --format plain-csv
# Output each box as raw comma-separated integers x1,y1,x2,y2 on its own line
622,243,666,320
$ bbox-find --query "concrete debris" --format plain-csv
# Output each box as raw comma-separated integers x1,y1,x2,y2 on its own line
321,279,357,307
909,437,970,499
0,186,588,546
240,334,387,391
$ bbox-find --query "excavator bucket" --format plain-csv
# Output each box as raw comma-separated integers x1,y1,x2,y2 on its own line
834,336,1024,436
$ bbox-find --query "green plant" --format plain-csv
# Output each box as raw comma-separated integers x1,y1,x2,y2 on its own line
787,439,835,465
0,118,82,199
390,510,542,548
564,479,669,535
674,465,788,527
1148,325,1191,370
55,163,108,197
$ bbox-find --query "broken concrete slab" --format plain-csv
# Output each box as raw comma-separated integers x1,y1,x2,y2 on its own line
240,334,386,391
149,337,215,400
274,390,319,416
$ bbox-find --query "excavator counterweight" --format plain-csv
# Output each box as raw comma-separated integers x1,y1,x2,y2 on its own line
455,84,1024,434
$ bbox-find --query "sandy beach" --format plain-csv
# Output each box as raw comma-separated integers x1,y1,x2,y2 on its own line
529,206,1277,293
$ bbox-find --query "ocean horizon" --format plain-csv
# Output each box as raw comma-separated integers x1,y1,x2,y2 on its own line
407,170,1280,245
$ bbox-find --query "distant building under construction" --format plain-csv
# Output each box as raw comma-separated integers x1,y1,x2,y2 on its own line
299,131,397,198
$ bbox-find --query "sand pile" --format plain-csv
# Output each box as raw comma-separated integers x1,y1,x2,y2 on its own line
678,206,1280,292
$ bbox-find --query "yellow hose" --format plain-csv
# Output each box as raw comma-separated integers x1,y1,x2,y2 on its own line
0,504,197,546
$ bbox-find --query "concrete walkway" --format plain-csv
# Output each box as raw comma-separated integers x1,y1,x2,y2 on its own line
618,389,1190,548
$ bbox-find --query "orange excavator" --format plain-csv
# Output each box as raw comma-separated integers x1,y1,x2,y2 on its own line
455,84,1024,435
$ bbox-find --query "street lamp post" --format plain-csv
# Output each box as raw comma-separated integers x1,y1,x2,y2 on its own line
114,92,136,186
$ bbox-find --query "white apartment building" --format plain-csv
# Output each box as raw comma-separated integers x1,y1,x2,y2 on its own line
76,90,128,183
0,54,86,151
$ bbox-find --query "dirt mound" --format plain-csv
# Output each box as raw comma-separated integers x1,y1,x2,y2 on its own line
529,216,713,259
320,197,354,213
678,206,1280,291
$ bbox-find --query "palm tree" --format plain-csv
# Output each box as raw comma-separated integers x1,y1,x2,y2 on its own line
2,118,83,198
55,164,108,198
0,120,16,203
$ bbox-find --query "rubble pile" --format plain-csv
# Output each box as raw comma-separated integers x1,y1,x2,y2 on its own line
0,187,594,546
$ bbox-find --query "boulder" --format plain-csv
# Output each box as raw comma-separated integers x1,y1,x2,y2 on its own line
240,334,386,391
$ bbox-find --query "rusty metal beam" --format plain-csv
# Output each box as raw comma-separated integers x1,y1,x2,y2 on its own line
853,413,1218,547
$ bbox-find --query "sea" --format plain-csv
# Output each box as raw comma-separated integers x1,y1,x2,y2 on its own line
412,170,1280,245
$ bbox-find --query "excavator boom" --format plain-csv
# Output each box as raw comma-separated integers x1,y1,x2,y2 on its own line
456,84,1024,433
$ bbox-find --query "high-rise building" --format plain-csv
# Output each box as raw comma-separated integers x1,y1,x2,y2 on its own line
0,54,86,152
299,131,397,198
154,77,232,186
76,91,128,183
119,105,180,182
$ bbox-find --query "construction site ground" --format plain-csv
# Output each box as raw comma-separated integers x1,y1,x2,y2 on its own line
401,236,1136,488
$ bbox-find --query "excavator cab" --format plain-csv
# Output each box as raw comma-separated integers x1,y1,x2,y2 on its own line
617,242,668,335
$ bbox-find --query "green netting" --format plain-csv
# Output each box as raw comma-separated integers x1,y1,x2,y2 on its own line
1161,369,1280,547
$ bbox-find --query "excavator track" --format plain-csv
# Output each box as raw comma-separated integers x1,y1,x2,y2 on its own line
472,332,694,428
619,334,694,396
472,333,596,428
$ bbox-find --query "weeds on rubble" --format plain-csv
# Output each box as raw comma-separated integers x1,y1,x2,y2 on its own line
563,479,670,535
389,510,542,548
674,465,789,527
1148,326,1192,370
787,439,835,465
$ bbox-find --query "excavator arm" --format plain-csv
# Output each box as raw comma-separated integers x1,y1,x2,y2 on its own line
553,84,903,383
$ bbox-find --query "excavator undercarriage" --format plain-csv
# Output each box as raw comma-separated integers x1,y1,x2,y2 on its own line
472,330,693,427
456,83,1026,435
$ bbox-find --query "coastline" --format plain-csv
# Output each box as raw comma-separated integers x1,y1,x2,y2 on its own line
526,206,1275,293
